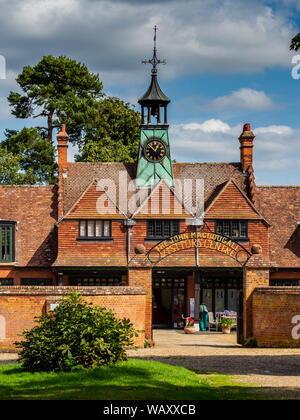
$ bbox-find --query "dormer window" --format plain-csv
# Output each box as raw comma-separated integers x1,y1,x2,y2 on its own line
147,220,180,240
215,220,248,241
78,220,112,240
0,222,16,262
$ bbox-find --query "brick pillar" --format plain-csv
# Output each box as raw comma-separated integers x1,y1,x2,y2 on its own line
243,246,270,340
128,267,152,340
128,244,153,341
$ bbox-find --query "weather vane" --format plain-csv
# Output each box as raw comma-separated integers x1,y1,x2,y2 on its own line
142,25,166,74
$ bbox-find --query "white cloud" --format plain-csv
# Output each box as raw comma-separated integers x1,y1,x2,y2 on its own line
169,119,300,184
0,70,19,119
254,125,293,135
208,88,276,111
0,0,296,87
183,119,231,133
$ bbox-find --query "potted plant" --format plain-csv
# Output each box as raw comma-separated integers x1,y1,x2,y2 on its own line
184,317,196,334
220,317,234,334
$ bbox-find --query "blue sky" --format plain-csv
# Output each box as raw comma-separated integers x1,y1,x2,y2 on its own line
0,0,300,185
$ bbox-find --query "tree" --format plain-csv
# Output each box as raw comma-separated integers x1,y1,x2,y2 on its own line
290,33,300,51
8,55,103,144
75,97,140,163
15,292,137,372
7,55,141,179
0,147,36,185
1,128,56,184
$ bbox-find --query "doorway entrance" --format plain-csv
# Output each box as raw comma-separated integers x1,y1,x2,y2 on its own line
200,272,242,314
152,276,187,328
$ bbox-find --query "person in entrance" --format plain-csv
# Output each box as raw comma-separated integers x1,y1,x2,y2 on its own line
200,303,208,331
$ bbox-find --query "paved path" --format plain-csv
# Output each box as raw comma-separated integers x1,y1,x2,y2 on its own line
127,330,300,398
0,353,18,364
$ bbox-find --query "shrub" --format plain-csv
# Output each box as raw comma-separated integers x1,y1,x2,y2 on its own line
15,292,137,372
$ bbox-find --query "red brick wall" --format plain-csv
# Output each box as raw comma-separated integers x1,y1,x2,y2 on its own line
129,219,268,268
0,185,57,267
0,286,146,351
128,268,152,341
56,219,127,266
243,267,269,339
252,287,300,347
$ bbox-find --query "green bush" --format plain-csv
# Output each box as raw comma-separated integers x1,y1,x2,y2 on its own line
15,292,137,372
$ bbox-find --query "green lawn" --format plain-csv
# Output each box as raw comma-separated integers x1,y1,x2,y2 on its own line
0,359,276,400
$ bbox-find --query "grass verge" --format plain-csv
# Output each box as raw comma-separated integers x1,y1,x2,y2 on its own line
0,359,281,400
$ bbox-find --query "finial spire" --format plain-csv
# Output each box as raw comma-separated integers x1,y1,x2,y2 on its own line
142,25,166,74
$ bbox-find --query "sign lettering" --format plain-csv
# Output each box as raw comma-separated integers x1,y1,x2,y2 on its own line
147,230,250,265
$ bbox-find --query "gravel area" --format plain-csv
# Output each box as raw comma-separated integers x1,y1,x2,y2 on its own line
127,329,300,397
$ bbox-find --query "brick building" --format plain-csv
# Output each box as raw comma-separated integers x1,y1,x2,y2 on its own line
0,45,300,349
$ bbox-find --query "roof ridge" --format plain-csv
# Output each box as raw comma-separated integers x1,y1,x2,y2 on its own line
258,185,300,188
173,162,240,165
0,184,54,188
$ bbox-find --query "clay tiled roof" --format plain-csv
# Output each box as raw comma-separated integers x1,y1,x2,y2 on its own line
205,178,268,222
256,186,300,268
0,185,57,267
53,254,127,268
63,162,137,215
63,161,248,217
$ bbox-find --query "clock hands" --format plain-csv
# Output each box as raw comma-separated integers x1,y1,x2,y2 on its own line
150,143,160,152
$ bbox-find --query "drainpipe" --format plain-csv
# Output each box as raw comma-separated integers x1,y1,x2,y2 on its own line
195,225,199,268
123,219,136,264
191,217,203,330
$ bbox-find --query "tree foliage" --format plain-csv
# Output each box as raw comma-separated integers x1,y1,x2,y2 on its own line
75,97,140,162
1,127,56,184
290,33,300,51
15,292,137,372
0,147,36,185
8,55,103,144
6,55,141,183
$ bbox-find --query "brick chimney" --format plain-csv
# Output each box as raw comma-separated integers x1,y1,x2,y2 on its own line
239,123,255,172
57,124,68,169
57,124,68,219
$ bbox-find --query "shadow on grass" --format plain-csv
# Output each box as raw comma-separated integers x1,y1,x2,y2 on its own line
1,359,299,401
0,359,277,401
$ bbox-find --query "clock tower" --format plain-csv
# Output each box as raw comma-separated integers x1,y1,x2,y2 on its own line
136,26,174,189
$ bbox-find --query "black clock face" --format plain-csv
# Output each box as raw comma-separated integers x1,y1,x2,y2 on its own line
144,139,166,162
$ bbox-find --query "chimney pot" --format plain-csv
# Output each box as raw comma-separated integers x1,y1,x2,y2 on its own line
58,124,68,138
243,123,251,132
